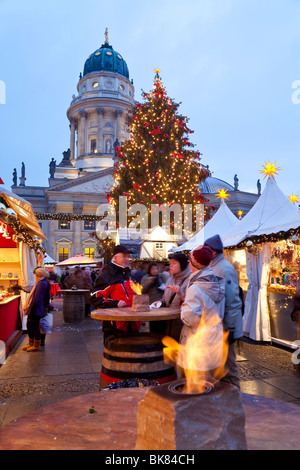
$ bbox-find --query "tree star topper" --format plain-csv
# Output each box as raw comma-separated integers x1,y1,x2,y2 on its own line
261,161,280,179
216,188,229,200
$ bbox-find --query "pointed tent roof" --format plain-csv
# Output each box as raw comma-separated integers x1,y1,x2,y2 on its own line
44,253,57,265
172,200,239,252
222,176,300,248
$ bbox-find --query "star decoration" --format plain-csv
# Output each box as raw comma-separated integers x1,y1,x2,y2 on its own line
261,161,280,179
288,193,300,204
216,188,229,200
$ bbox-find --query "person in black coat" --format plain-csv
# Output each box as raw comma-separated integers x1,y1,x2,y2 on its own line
22,268,51,352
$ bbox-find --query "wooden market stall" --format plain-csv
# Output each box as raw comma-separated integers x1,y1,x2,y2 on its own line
0,185,47,359
222,166,300,348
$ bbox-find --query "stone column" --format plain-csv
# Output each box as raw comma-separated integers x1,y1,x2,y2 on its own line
70,118,76,160
97,107,105,153
46,204,57,260
115,109,123,143
79,110,87,156
73,204,83,255
73,221,82,255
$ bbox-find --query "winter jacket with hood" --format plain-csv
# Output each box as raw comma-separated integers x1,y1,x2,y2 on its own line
179,266,226,372
209,253,243,340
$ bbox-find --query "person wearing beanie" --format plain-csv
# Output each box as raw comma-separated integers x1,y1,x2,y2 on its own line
204,233,243,389
204,234,224,253
178,245,226,376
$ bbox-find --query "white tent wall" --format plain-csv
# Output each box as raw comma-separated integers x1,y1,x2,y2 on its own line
243,244,272,341
172,200,239,253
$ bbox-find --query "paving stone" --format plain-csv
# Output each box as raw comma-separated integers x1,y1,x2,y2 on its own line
0,298,300,430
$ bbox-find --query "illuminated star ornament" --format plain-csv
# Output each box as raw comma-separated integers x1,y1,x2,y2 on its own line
216,188,229,200
237,210,244,218
260,161,280,179
155,68,160,74
289,193,300,204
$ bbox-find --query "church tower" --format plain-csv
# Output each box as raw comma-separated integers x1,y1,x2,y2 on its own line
54,29,135,178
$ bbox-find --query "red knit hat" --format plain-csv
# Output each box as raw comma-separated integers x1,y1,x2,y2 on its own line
189,245,214,269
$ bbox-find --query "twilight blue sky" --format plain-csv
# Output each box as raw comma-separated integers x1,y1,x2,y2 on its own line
0,0,299,197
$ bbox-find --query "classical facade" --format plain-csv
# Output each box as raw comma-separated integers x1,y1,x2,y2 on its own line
12,33,135,262
11,31,260,262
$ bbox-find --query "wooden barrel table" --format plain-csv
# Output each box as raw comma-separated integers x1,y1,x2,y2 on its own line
61,289,90,323
91,307,181,389
100,332,177,388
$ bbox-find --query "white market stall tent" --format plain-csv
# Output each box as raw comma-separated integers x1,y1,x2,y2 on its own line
172,199,239,253
222,174,300,343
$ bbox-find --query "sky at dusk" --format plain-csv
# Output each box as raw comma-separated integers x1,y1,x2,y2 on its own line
0,0,299,197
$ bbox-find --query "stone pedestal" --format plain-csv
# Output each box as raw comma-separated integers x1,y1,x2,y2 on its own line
135,381,247,450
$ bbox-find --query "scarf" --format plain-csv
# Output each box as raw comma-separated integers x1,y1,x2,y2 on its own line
24,278,45,314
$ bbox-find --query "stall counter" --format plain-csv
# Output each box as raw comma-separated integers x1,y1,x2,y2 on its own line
0,295,21,343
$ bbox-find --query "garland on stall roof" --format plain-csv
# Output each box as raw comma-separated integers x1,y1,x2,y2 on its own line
224,227,300,251
3,218,46,254
35,213,105,221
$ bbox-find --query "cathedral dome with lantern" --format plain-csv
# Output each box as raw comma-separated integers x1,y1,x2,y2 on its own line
83,42,129,79
52,29,136,178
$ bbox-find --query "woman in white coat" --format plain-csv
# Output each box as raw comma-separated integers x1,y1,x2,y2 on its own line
178,245,226,378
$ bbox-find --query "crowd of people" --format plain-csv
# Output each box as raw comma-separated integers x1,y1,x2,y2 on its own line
90,236,244,389
20,234,245,389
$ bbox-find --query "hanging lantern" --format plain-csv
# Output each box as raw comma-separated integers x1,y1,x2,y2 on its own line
291,235,300,245
0,203,8,223
6,208,17,223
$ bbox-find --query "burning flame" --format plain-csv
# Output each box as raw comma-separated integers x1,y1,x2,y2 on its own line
163,314,229,394
130,278,143,295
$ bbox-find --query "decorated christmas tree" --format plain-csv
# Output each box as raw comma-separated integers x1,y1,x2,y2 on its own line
105,70,211,244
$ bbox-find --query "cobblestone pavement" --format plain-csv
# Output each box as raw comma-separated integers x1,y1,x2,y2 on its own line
0,299,299,428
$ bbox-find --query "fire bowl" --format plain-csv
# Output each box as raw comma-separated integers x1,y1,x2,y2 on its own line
135,379,247,450
168,379,214,396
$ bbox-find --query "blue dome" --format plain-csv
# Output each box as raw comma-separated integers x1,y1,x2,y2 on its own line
83,42,129,79
200,177,235,194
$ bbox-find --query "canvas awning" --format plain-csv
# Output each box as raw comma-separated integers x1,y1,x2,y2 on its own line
55,254,98,267
172,200,239,252
0,186,46,240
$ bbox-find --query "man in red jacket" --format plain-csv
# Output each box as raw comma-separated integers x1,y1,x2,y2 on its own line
90,245,141,340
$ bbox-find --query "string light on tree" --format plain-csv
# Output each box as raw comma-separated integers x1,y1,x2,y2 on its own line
107,69,211,236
